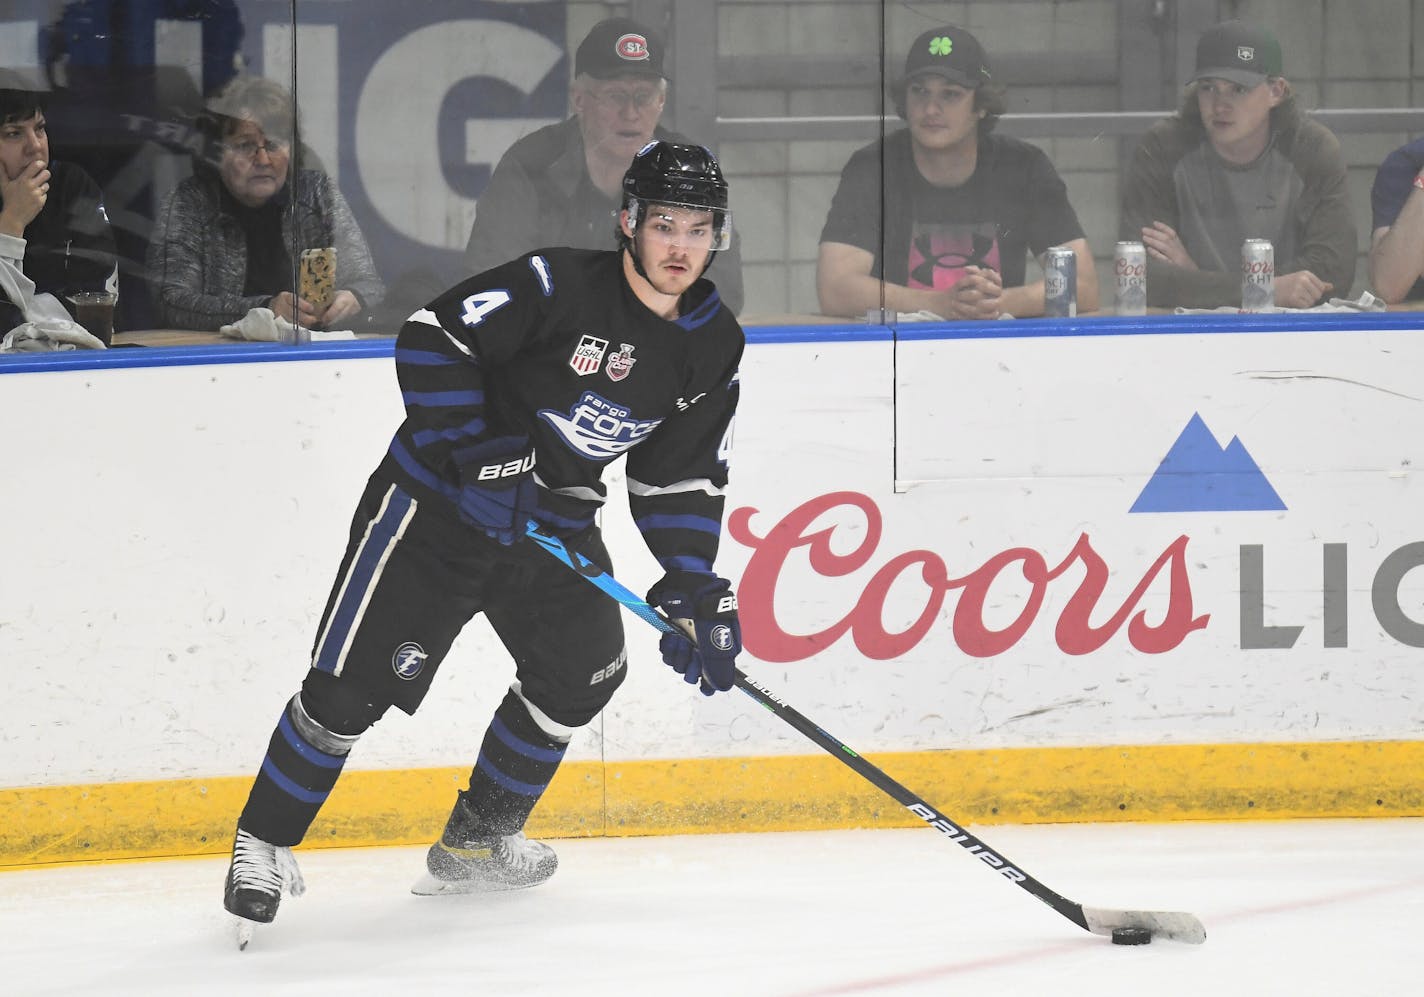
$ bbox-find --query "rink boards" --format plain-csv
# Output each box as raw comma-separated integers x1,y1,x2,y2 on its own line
3,314,1423,866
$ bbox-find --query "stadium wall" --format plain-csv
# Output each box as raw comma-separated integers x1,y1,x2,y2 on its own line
3,316,1422,868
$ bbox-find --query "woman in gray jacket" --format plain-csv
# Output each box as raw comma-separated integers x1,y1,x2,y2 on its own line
148,76,383,331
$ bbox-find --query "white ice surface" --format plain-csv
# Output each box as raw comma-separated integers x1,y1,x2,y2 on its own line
2,819,1421,996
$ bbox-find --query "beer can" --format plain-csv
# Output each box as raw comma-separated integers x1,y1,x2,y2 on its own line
1113,241,1147,316
1044,245,1077,317
1241,238,1275,312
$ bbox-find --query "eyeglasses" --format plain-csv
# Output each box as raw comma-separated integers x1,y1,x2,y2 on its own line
589,88,663,112
226,137,291,161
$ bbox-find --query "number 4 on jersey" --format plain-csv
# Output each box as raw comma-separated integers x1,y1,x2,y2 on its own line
460,290,511,328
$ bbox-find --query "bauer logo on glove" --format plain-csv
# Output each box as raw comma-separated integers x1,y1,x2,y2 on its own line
647,572,742,696
457,437,540,546
476,454,536,481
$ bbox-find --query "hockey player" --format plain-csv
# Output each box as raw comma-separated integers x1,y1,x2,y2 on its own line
222,141,744,944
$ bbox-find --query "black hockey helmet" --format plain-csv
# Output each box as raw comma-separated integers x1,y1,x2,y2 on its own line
621,140,732,251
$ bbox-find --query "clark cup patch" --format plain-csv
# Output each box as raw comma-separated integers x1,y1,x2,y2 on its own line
570,335,608,376
606,343,637,382
392,641,429,681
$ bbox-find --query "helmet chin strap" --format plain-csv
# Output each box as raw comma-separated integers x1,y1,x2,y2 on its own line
628,235,652,284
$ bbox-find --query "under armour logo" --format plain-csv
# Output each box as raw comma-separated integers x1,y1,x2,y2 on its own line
910,231,995,287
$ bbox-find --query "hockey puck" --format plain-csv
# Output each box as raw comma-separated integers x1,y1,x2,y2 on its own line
1110,926,1152,946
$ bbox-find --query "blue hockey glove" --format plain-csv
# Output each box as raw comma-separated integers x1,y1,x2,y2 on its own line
647,572,742,696
456,436,538,545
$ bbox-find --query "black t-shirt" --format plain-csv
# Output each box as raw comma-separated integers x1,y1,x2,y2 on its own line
0,159,117,328
820,130,1085,289
220,183,292,297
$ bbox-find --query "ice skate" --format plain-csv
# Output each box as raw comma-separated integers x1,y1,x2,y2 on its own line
411,829,558,896
223,827,306,949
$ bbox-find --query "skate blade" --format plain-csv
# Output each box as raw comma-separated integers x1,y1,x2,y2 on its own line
234,917,256,950
409,872,518,896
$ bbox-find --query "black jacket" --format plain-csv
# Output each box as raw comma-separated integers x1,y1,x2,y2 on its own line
0,159,117,329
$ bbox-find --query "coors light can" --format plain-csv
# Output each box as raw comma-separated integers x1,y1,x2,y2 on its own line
1044,245,1077,317
1114,241,1147,316
1241,238,1275,312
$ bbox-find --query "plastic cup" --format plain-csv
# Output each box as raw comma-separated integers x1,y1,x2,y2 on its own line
66,291,118,347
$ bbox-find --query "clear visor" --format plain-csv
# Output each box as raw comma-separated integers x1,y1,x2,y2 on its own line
627,198,732,252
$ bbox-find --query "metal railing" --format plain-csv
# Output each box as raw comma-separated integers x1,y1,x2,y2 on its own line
718,108,1424,142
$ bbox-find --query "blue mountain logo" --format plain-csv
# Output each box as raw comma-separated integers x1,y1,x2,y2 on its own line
1130,413,1286,513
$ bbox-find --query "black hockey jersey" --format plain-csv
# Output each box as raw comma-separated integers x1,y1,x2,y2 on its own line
377,247,743,576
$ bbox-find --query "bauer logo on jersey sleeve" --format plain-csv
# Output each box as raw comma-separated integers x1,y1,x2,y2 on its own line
606,343,637,382
570,335,608,376
392,641,429,681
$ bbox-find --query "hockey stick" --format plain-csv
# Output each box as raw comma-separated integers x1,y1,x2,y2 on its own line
525,521,1206,945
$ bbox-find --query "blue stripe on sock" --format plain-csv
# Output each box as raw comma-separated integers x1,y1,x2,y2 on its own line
277,711,346,769
260,756,330,805
314,487,416,674
474,753,546,797
490,715,567,763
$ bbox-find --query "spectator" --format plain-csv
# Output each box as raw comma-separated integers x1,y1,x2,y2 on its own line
1367,139,1424,304
1120,20,1355,309
0,70,117,333
817,25,1096,320
462,16,744,313
147,75,383,331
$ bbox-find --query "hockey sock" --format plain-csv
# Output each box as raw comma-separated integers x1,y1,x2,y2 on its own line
238,693,362,846
452,689,571,839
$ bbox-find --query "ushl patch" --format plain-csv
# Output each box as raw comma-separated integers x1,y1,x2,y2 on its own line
606,343,637,382
570,335,608,376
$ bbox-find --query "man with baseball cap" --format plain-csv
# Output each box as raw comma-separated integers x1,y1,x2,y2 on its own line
1120,20,1355,309
463,16,744,312
817,25,1097,319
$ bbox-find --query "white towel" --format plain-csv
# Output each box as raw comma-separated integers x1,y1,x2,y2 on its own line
0,241,104,352
1172,291,1387,315
219,307,357,342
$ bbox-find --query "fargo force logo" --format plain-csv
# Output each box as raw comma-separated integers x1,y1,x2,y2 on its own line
392,641,428,680
709,624,736,652
539,391,662,459
569,335,607,376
